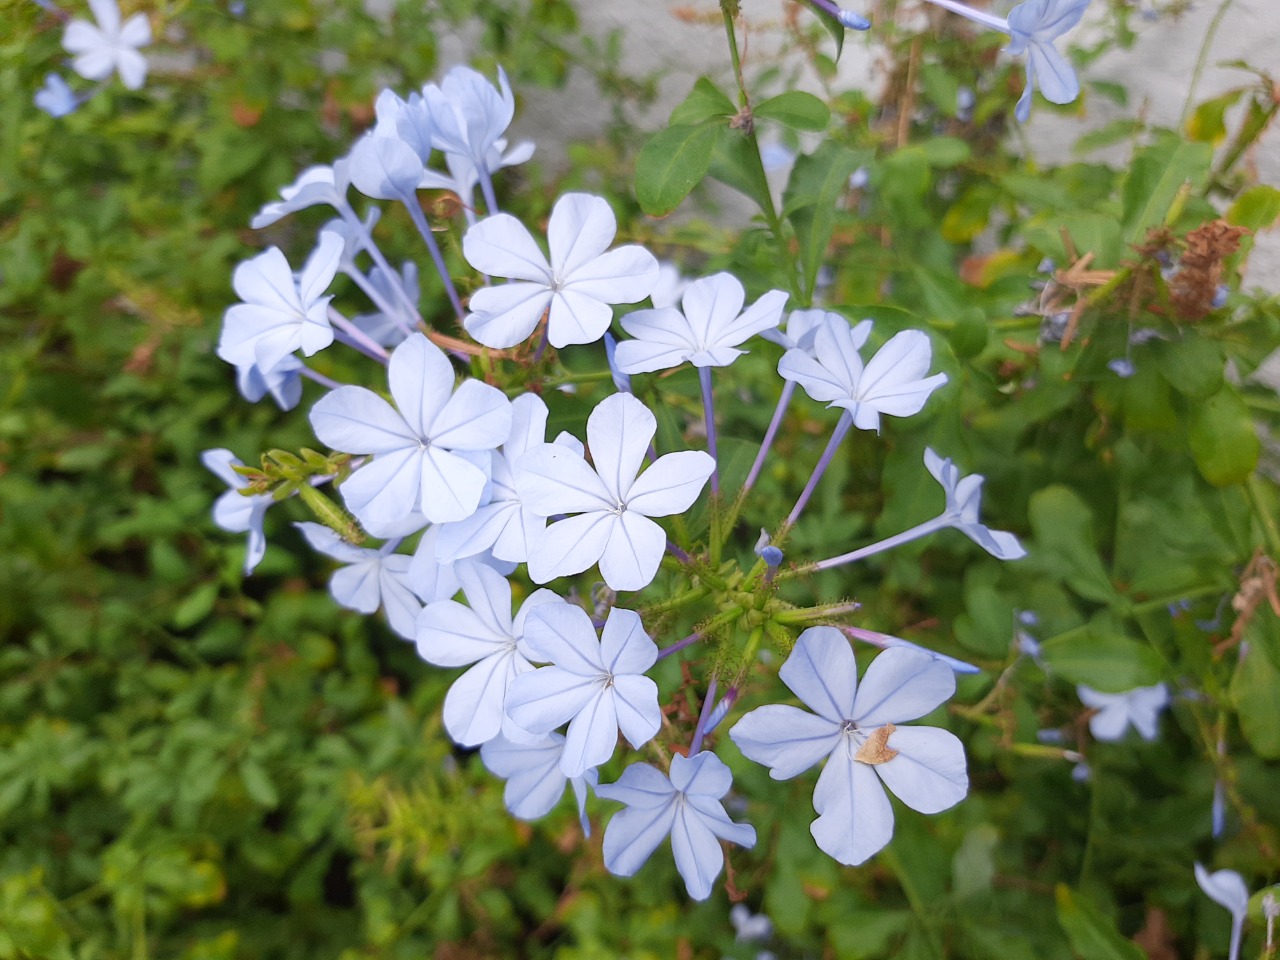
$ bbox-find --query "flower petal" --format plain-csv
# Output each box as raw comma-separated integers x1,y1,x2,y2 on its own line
729,704,842,779
387,334,455,438
626,451,715,517
811,744,895,866
505,666,599,734
465,283,553,349
521,602,603,674
780,627,859,722
515,444,612,516
873,726,968,814
853,647,956,726
462,213,550,282
598,511,666,592
599,608,658,675
339,447,423,526
561,688,619,776
587,393,656,503
546,288,615,348
611,675,661,749
310,386,415,454
671,805,727,900
430,379,512,450
525,512,615,584
564,244,658,303
601,792,677,878
443,650,529,746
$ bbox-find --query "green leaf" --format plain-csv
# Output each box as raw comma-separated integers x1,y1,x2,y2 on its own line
1055,886,1146,960
1039,621,1164,692
708,125,775,217
1227,185,1280,232
240,758,280,808
634,122,720,217
1153,335,1224,399
1120,140,1213,244
1073,118,1144,156
783,141,865,300
1027,486,1118,604
917,136,971,168
1188,386,1260,486
669,76,737,126
754,91,831,131
1185,88,1246,144
1230,641,1280,759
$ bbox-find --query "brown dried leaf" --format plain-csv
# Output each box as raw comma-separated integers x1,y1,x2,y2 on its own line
855,723,899,765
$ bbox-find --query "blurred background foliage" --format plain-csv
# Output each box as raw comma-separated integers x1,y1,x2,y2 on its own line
1,0,1278,957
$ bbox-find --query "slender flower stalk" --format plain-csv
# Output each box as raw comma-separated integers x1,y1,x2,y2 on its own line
919,0,1012,33
688,674,719,756
338,205,424,323
784,410,853,530
656,631,703,662
701,685,739,736
299,365,344,391
399,198,466,321
699,366,719,495
327,307,389,363
804,515,947,573
342,262,416,338
744,379,795,495
477,164,500,217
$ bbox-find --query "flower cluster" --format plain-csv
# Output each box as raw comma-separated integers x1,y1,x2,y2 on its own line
206,64,1030,901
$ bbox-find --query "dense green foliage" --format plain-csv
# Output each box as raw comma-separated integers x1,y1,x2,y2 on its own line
1,0,1278,957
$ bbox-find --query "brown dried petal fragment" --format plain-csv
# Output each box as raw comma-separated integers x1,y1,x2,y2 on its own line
854,722,899,765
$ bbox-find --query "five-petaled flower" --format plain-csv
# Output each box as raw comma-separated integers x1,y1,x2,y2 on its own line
613,272,787,374
597,752,757,900
1077,683,1169,742
1007,0,1091,122
462,193,659,349
505,604,662,778
730,627,967,865
779,324,947,432
515,392,714,591
310,332,512,526
63,0,151,91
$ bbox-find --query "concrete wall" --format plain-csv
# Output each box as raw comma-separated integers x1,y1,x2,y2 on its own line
505,0,1279,293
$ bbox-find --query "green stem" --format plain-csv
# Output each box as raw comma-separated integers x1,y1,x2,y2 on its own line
1246,474,1280,557
1178,0,1237,130
639,585,712,618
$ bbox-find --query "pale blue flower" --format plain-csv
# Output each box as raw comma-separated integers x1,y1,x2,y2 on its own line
35,74,79,117
514,392,714,591
309,332,512,527
234,353,303,410
1195,863,1249,960
63,0,150,90
217,232,343,374
294,522,420,640
480,732,597,834
730,627,967,866
1107,357,1135,378
614,272,788,374
923,448,1027,559
416,562,563,746
779,325,947,432
597,752,756,900
462,193,659,349
505,605,661,778
251,163,352,229
422,65,517,173
202,449,272,574
1077,683,1169,741
1007,0,1091,122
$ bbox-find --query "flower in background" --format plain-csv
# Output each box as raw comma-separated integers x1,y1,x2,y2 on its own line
294,522,420,640
218,232,343,374
1006,0,1091,122
1194,863,1249,960
779,325,948,433
34,73,79,117
202,449,273,574
598,752,756,900
1077,683,1169,741
62,0,151,90
731,627,967,865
